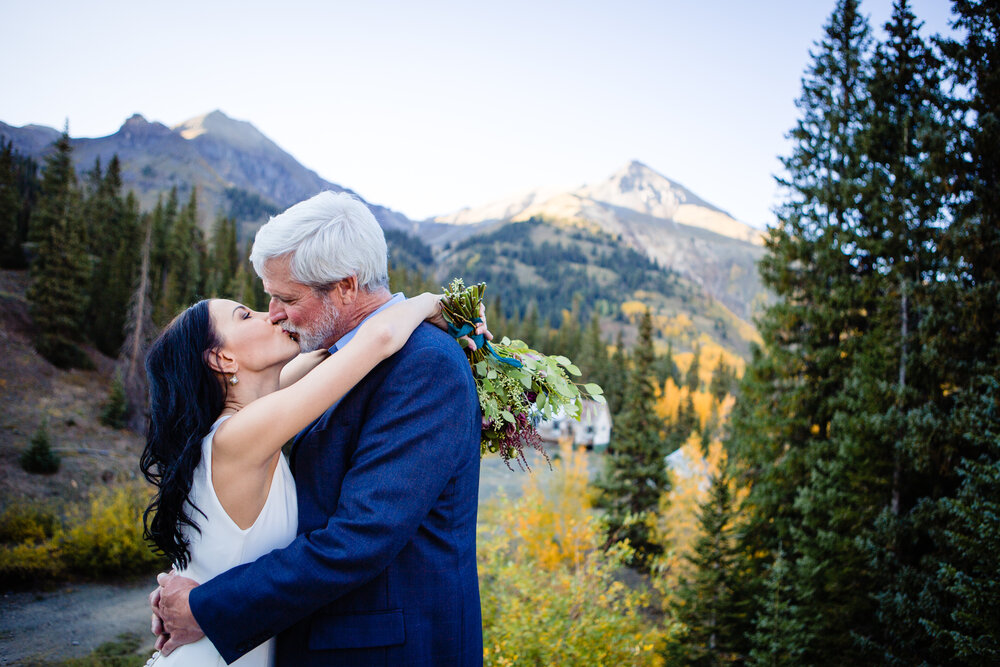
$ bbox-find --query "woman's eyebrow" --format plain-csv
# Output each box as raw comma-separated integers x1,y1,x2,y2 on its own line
232,305,248,319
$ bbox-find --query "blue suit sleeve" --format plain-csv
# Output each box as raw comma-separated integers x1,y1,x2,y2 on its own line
188,340,479,664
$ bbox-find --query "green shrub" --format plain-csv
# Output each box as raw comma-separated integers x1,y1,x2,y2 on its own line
20,422,60,474
59,484,166,577
0,541,63,588
0,503,60,543
100,377,128,430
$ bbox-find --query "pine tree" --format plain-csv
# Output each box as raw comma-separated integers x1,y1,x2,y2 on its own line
577,311,610,387
708,358,737,401
154,188,206,320
667,461,748,665
684,345,701,393
27,131,92,369
926,377,1000,662
150,189,178,324
746,549,809,667
653,342,680,391
235,239,268,311
519,301,540,351
20,421,60,474
595,309,669,567
205,213,239,298
727,1,878,661
85,156,141,355
866,2,1000,662
28,131,75,247
603,330,628,417
0,140,23,267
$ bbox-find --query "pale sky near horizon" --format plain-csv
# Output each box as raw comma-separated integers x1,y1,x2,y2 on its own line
2,1,956,228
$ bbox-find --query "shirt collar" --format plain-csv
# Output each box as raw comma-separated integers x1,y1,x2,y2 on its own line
328,292,406,354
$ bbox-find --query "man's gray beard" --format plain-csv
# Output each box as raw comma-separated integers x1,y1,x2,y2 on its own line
289,297,340,353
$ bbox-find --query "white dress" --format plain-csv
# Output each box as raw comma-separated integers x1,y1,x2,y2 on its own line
149,416,298,667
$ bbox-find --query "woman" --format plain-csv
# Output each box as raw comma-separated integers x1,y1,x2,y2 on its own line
140,292,454,666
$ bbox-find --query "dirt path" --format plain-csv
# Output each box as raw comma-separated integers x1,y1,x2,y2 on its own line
0,449,601,665
0,580,156,665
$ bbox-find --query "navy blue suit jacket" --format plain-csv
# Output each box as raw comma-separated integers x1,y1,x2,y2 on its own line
189,323,483,666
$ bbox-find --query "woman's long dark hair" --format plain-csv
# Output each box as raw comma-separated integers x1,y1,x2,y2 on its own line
141,300,227,568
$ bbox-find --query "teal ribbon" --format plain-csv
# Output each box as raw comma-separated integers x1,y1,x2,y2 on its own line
448,319,523,368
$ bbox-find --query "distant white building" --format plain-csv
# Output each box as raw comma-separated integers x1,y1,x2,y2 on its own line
537,399,613,450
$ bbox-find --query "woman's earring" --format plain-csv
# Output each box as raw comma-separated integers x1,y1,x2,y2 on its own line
229,374,239,386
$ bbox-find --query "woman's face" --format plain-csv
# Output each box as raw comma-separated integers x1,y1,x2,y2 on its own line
209,299,300,373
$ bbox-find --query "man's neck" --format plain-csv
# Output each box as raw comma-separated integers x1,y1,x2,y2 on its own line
323,288,393,349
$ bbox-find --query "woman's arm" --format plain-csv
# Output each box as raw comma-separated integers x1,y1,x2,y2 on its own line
214,292,443,469
278,350,330,389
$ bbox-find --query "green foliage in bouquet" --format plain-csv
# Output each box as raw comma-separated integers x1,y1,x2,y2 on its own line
441,279,605,466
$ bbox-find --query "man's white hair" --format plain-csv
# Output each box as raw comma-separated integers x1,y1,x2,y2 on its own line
250,191,389,291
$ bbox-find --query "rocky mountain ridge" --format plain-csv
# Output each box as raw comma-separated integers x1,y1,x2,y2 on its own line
0,111,411,234
432,160,766,320
1,112,765,326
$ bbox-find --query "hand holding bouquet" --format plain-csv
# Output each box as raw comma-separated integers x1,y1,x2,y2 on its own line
441,279,605,468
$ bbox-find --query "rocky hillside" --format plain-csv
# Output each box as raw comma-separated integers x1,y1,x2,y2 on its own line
0,269,144,507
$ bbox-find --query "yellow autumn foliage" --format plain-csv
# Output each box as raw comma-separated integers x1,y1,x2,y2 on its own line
621,300,649,319
478,440,668,665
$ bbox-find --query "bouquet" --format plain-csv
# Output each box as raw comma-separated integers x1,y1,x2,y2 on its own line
441,279,605,468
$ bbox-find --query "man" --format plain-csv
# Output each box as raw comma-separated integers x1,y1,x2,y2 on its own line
152,191,484,665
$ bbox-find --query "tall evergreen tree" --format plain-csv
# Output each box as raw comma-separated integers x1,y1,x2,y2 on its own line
205,213,240,298
684,345,702,393
157,189,206,320
85,156,141,355
27,132,91,368
27,131,76,248
595,309,670,567
865,2,1000,662
150,189,179,324
577,311,610,388
726,1,877,662
235,239,268,311
667,460,748,665
653,341,680,391
603,330,628,417
708,358,737,401
0,140,23,267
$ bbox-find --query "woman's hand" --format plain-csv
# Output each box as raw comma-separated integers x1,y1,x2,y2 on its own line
422,294,493,351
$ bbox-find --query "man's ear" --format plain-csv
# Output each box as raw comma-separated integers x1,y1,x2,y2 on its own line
331,275,359,305
203,348,238,375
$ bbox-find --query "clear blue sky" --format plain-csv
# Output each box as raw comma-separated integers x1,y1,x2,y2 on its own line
2,0,956,227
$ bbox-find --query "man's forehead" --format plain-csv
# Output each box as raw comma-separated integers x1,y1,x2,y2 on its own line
261,257,304,292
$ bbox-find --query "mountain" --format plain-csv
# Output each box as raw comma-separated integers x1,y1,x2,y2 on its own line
1,111,763,356
429,161,766,320
0,111,412,234
432,216,760,358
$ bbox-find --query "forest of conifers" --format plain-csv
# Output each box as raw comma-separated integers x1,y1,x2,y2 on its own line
1,0,997,664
